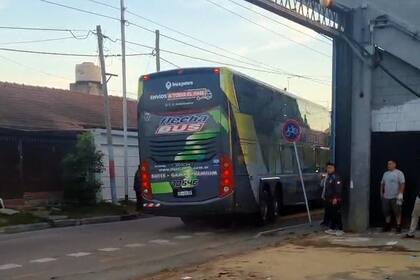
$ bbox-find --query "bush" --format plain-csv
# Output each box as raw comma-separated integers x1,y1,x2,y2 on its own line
62,132,104,205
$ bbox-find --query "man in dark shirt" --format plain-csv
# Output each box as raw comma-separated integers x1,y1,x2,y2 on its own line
324,162,343,236
133,165,142,211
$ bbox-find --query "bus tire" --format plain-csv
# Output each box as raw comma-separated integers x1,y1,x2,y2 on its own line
256,190,274,226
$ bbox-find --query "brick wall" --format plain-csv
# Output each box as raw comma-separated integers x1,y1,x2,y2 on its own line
372,52,420,132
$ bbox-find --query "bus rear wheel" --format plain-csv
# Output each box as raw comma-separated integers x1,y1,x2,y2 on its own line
256,190,275,226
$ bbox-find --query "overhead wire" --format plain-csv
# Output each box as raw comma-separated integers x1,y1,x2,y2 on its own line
124,39,330,85
160,56,181,69
226,0,332,45
0,36,75,45
204,0,331,58
0,47,151,57
50,0,330,80
0,25,89,32
38,0,331,85
0,53,72,81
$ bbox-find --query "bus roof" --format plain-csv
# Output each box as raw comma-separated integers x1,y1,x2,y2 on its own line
140,67,329,111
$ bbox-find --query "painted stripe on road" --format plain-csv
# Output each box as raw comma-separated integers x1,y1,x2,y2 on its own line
0,264,22,270
98,248,120,252
193,232,213,236
149,239,176,245
67,252,92,257
125,243,145,248
173,235,193,240
30,258,57,263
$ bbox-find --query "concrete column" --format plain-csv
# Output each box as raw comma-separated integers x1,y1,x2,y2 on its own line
347,7,372,232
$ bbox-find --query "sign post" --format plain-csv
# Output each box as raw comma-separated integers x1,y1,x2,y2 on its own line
282,119,312,224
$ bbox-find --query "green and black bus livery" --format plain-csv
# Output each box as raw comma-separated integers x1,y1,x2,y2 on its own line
138,67,330,223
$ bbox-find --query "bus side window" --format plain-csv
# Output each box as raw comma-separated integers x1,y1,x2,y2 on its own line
280,144,295,174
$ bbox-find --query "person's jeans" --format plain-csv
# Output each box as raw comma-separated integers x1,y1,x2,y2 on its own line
408,197,420,236
326,201,342,230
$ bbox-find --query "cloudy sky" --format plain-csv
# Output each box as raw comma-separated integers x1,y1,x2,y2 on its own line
0,0,332,107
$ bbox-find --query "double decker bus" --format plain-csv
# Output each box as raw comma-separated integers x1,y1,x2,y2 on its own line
138,67,330,225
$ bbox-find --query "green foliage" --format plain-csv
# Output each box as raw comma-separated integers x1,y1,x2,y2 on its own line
62,132,104,205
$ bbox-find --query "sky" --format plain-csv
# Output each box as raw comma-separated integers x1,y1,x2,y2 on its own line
0,0,332,108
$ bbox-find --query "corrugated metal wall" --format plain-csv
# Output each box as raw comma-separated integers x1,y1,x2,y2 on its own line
0,130,77,200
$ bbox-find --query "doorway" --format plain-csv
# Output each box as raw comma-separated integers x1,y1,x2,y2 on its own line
370,132,420,226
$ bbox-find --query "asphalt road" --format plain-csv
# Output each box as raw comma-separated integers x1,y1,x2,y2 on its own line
0,212,317,280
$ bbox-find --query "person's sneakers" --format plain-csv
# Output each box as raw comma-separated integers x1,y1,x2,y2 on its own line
324,229,336,235
335,230,345,236
404,234,415,239
382,223,391,232
396,226,402,234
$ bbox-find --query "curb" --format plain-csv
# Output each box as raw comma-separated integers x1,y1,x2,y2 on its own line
3,222,51,234
1,213,151,234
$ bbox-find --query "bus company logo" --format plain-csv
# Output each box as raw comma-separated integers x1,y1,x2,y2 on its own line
155,114,209,135
165,80,194,90
167,88,212,102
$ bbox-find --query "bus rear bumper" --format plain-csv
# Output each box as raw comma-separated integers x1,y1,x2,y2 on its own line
142,196,234,217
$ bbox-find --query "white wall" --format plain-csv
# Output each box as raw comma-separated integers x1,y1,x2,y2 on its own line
91,129,139,201
372,52,420,132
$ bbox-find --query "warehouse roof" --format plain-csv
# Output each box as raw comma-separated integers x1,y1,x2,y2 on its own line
0,82,138,131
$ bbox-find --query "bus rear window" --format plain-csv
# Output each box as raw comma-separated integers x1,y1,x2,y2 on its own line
139,71,221,111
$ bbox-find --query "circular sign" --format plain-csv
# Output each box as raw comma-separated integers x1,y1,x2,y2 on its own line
282,119,302,142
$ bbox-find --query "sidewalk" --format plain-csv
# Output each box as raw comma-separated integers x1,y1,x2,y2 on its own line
0,202,147,234
146,229,420,280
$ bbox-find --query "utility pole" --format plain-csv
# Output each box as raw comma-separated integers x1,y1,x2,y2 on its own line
155,29,160,72
96,25,118,204
120,0,129,202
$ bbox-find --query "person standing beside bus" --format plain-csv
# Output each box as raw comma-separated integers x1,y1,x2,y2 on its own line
380,160,405,233
133,164,142,211
324,162,344,236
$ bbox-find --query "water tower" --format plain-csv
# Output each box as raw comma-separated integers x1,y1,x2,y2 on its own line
70,62,102,95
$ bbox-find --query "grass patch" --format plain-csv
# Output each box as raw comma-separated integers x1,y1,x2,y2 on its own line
51,202,129,219
0,212,43,228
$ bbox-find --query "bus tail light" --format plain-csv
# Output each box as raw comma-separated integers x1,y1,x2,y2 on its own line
219,155,234,198
140,160,153,200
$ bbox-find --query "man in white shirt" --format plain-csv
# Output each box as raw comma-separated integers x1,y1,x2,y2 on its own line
380,160,405,233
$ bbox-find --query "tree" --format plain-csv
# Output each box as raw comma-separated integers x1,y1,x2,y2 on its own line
62,132,104,205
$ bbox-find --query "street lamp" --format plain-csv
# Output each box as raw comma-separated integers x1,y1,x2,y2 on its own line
319,0,334,8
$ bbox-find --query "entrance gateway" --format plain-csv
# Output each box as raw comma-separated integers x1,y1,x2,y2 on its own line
244,0,420,231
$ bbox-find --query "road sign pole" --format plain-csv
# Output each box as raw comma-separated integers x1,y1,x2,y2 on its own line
293,141,312,224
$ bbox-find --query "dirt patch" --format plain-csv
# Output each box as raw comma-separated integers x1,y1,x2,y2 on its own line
144,238,420,280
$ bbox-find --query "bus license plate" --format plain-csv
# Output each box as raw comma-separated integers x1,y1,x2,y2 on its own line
175,189,194,197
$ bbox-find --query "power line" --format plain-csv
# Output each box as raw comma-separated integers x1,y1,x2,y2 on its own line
40,0,331,84
160,56,180,69
0,31,95,45
56,0,327,75
226,0,332,45
205,0,331,58
86,0,119,10
0,47,151,57
0,25,94,40
0,36,75,45
124,39,330,85
39,0,120,21
0,53,72,81
0,25,89,32
88,0,317,75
